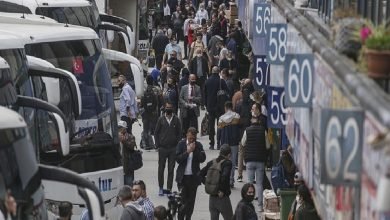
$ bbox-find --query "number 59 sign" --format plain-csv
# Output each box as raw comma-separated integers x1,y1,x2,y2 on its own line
267,86,287,128
320,109,364,186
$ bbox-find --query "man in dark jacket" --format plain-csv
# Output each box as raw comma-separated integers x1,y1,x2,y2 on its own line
154,102,182,195
176,127,206,220
217,101,240,188
188,48,209,109
119,120,136,186
118,185,146,220
152,29,170,70
241,116,267,212
199,144,233,220
205,66,229,149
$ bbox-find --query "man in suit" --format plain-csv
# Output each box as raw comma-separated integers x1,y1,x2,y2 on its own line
176,127,206,220
188,49,209,109
179,74,202,137
205,66,229,150
152,28,170,70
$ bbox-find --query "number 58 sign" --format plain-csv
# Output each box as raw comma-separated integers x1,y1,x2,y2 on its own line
320,109,364,186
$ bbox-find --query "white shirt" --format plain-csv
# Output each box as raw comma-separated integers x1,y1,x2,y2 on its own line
195,9,208,24
183,18,191,36
202,34,207,48
184,140,193,175
165,114,173,125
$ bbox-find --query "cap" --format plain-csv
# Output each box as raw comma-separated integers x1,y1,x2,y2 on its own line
294,172,303,182
118,120,128,129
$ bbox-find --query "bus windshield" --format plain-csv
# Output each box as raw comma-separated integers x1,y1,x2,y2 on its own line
0,127,48,220
35,6,100,31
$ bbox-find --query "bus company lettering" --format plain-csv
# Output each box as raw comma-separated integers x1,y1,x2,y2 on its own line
98,177,113,192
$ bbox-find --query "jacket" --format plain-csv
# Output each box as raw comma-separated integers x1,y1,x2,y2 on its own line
233,200,258,220
242,123,267,162
154,115,182,148
179,84,202,118
294,202,321,220
175,139,206,185
199,156,232,196
120,201,146,220
122,134,136,175
204,74,228,113
217,110,240,146
152,33,169,55
189,56,209,78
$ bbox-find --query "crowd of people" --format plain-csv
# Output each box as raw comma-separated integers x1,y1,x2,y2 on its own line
114,0,320,219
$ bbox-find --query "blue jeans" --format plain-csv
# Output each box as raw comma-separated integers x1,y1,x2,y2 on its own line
230,145,238,185
247,161,265,207
124,173,134,187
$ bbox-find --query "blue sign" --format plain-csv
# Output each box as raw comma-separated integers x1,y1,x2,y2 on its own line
267,24,287,64
253,3,271,38
253,55,270,90
267,86,287,128
284,54,314,107
320,109,364,186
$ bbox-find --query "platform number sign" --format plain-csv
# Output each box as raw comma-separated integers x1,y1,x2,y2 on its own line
253,55,270,90
253,3,271,38
284,54,314,107
267,87,287,128
320,109,364,186
267,24,287,64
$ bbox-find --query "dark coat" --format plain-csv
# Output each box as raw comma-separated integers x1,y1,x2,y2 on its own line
154,115,182,148
152,33,170,55
199,156,232,196
189,56,209,78
175,139,206,185
204,74,228,114
233,200,258,220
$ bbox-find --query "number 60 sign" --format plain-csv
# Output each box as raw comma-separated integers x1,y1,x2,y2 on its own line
320,109,364,186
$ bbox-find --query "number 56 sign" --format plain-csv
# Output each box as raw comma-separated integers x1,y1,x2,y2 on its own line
320,109,364,186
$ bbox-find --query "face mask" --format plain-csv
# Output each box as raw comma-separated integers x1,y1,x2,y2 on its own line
167,67,172,72
165,108,173,114
190,81,196,85
197,54,202,58
244,194,255,203
171,42,176,45
185,7,190,10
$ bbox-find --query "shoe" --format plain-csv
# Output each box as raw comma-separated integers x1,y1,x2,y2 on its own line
258,206,264,212
158,188,164,196
209,146,215,150
237,176,243,182
230,184,234,189
183,56,188,60
201,106,205,110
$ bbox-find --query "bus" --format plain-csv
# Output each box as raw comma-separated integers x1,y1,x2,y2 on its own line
0,17,124,218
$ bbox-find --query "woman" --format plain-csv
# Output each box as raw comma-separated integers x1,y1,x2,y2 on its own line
233,183,258,220
294,185,321,220
189,32,205,60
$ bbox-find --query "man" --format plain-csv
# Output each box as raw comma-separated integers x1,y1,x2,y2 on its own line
154,102,182,195
141,75,160,150
241,115,267,212
179,74,202,135
152,28,170,70
217,101,240,188
58,202,72,220
118,75,138,134
208,35,223,67
163,36,182,66
132,180,154,220
117,185,146,220
189,48,209,109
205,66,229,149
201,26,211,49
171,6,184,43
195,3,208,24
119,120,136,186
167,51,185,83
199,145,233,220
176,127,206,220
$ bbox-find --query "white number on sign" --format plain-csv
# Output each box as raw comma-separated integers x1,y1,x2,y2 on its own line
287,57,313,105
255,4,271,37
325,117,359,182
268,24,287,64
270,90,287,125
270,90,280,125
256,57,269,86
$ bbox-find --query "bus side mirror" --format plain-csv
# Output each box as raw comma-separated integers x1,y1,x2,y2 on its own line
50,112,70,156
39,164,105,219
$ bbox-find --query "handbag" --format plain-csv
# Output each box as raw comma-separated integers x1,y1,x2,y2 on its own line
128,148,143,171
216,79,229,115
201,113,209,136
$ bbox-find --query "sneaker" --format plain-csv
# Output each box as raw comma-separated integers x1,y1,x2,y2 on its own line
237,176,243,182
209,146,215,150
258,206,264,212
158,188,164,196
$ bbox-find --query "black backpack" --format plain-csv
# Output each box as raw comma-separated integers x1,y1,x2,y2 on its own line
142,87,158,113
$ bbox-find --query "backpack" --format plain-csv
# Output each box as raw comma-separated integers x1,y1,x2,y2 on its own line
205,159,225,196
142,87,158,113
271,159,291,194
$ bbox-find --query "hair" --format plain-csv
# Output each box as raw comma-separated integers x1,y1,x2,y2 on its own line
224,101,233,109
117,185,133,201
236,20,242,28
241,183,255,199
297,184,314,205
154,206,168,220
181,67,190,76
211,66,219,74
187,127,197,136
58,201,72,218
118,74,126,81
146,75,154,86
253,103,261,112
221,68,229,76
133,180,146,191
219,144,231,156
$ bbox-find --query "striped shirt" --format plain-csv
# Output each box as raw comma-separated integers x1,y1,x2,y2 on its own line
138,197,154,220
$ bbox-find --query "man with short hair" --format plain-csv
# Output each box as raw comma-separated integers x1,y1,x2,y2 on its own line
179,74,202,135
152,28,170,70
163,36,182,66
199,144,233,220
217,101,240,188
189,48,209,109
58,202,72,220
118,120,136,186
176,127,206,220
118,75,138,134
118,185,146,220
132,180,154,220
154,102,182,195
